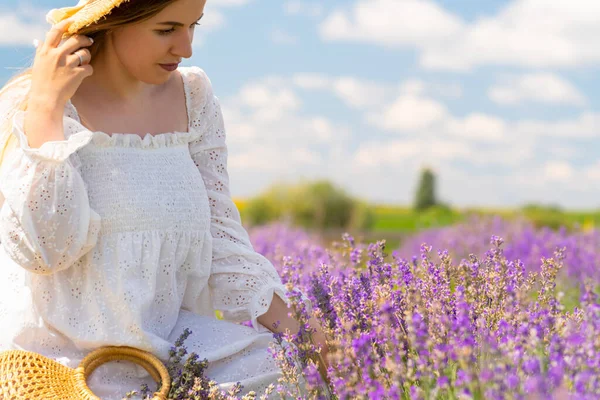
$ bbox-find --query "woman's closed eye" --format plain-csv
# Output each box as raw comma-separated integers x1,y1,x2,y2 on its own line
157,22,201,36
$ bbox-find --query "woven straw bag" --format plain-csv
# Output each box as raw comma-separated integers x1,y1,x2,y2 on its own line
0,345,171,399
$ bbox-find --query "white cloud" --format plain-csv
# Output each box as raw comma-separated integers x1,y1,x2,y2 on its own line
192,0,252,38
291,73,462,111
399,79,463,98
363,100,533,169
489,73,587,106
510,161,594,197
238,84,301,111
218,77,368,202
271,29,298,45
292,73,392,108
288,74,534,168
309,117,337,142
218,74,600,208
284,1,324,18
331,77,391,109
360,81,599,167
229,146,322,171
320,0,462,48
515,112,600,138
543,161,575,182
0,11,49,46
319,0,600,71
191,10,226,47
199,10,226,31
292,73,462,115
354,138,472,167
445,114,507,142
368,94,448,132
292,74,332,90
398,80,426,97
289,74,597,168
584,161,600,181
222,77,351,155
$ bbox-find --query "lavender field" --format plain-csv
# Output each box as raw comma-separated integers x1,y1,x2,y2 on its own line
240,216,599,400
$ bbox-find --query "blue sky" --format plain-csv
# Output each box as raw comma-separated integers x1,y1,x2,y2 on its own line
1,0,599,209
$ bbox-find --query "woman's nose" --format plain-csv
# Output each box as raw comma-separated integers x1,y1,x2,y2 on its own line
173,30,193,59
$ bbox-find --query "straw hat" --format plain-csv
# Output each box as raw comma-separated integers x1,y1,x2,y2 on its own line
46,0,131,35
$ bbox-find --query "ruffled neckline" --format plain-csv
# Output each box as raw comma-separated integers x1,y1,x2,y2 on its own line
65,66,203,149
86,129,197,149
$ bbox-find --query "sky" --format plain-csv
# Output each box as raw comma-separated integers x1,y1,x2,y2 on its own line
1,0,599,210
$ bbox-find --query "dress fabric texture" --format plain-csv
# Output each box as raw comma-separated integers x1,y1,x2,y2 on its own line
0,66,309,399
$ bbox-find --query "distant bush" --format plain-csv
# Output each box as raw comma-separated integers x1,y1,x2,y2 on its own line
241,180,375,231
240,183,288,225
347,199,376,232
521,203,564,213
520,203,569,230
241,196,278,226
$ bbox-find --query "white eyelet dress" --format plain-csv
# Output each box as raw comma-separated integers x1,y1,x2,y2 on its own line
0,66,309,399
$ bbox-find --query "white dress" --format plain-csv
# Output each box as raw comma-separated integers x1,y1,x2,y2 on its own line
0,66,308,399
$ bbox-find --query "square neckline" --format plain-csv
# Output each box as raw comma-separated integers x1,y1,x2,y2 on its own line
66,66,192,140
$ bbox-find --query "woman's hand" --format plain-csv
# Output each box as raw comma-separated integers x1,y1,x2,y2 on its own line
258,295,332,385
309,318,332,386
29,18,94,110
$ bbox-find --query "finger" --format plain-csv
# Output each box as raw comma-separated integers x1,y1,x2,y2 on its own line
80,64,94,77
67,48,91,67
44,19,74,49
59,34,94,55
67,52,86,68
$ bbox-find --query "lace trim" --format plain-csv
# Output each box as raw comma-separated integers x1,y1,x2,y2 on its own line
86,130,198,149
64,66,208,149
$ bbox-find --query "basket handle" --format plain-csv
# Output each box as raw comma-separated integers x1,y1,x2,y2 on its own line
75,346,171,400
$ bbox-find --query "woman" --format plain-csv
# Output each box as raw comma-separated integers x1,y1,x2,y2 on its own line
0,0,329,398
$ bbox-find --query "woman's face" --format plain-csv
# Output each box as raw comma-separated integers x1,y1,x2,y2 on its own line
107,0,207,84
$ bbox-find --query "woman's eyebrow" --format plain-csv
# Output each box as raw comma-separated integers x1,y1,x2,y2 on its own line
157,13,204,26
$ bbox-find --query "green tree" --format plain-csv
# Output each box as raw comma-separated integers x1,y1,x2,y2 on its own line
414,167,438,211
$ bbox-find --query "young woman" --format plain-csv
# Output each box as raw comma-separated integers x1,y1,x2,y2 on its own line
0,0,328,398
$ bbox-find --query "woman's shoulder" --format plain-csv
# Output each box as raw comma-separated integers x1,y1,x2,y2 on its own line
179,65,214,95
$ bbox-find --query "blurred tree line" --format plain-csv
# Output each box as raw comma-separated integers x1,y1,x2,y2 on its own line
240,179,375,232
238,167,587,236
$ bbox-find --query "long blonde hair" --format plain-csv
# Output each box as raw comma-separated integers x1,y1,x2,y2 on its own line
0,0,176,169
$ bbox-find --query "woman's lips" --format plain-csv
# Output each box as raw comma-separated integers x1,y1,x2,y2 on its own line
159,63,179,72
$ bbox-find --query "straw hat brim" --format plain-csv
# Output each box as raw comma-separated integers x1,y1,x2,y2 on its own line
47,0,132,35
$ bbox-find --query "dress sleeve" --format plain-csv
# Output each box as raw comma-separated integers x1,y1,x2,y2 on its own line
0,82,101,275
187,70,291,331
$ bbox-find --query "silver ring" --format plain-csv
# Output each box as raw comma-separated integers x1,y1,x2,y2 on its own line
77,53,84,66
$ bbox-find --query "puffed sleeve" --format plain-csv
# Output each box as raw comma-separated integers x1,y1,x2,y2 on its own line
187,70,293,332
0,80,101,275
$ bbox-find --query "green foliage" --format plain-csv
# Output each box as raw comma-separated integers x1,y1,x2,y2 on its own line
290,180,351,230
241,180,375,231
522,203,563,213
241,182,289,226
519,203,568,230
413,167,438,211
241,196,277,226
242,183,600,235
347,200,376,232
